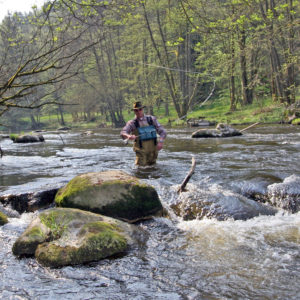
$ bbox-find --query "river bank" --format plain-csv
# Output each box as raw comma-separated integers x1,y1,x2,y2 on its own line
2,97,299,133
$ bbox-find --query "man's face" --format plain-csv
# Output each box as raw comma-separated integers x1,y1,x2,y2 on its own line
134,108,144,119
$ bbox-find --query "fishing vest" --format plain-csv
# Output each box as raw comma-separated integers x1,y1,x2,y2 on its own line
134,116,157,148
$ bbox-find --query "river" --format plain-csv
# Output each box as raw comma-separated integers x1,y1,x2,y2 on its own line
0,124,299,299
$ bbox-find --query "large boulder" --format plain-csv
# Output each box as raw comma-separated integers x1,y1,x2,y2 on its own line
11,134,45,143
170,184,277,221
192,123,242,138
55,170,163,223
0,211,8,225
12,207,144,267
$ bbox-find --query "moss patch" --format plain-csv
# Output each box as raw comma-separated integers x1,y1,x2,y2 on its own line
35,221,127,267
99,184,162,221
0,211,8,225
12,225,48,256
55,175,93,206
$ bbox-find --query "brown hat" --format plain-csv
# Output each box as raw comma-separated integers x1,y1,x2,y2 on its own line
132,101,145,110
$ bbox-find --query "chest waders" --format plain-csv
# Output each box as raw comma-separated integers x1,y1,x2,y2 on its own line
133,117,158,166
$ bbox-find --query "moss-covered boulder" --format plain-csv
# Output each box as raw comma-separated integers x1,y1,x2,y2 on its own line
12,207,143,267
55,170,163,223
0,211,8,225
10,134,45,143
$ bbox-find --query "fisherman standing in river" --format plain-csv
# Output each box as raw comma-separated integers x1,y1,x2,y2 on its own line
121,102,167,166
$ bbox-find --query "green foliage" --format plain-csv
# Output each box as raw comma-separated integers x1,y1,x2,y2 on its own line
1,0,299,128
40,212,70,240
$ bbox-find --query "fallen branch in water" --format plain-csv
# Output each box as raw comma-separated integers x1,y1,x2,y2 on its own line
240,122,260,133
0,145,3,158
58,134,65,145
177,156,196,193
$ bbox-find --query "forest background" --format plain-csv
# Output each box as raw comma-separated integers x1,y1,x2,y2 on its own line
0,0,299,132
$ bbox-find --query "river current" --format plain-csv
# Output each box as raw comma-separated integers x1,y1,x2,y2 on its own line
0,124,299,299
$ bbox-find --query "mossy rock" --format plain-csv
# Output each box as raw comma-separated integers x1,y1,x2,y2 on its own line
0,211,8,225
291,118,300,125
55,170,163,223
12,207,143,268
10,134,44,143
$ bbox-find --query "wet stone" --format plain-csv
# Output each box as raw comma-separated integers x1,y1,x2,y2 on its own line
170,184,277,221
0,188,61,214
12,207,146,268
55,170,164,223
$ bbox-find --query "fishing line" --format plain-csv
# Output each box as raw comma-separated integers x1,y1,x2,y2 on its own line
123,59,216,121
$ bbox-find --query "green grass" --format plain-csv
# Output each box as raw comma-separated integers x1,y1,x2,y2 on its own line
147,96,286,126
5,95,289,132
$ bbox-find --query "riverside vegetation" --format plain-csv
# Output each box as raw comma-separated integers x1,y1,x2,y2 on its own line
0,1,298,132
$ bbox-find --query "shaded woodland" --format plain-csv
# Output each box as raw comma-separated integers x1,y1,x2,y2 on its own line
0,0,299,129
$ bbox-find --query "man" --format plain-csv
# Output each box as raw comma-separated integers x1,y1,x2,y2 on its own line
121,101,167,166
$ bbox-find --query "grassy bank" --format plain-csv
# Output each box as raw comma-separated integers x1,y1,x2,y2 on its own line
151,96,286,126
2,96,289,132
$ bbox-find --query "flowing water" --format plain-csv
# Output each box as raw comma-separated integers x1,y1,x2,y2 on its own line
0,124,299,299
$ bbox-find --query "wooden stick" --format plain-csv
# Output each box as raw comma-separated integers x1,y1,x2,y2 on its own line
240,122,260,133
177,156,196,193
58,133,65,145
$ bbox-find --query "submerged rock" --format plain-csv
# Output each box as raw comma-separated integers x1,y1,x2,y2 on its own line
55,170,163,223
266,175,300,212
170,184,277,221
0,211,8,225
192,123,242,138
12,207,144,267
11,134,45,143
0,188,60,214
239,175,300,213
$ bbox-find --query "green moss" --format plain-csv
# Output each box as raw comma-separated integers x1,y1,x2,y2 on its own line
55,176,93,206
291,118,300,125
27,226,46,238
99,184,162,221
0,211,8,225
35,221,127,267
36,243,76,267
79,221,119,236
12,225,48,256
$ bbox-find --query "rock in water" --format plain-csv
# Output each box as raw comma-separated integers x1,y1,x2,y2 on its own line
170,184,277,221
11,134,45,143
192,123,242,138
55,170,163,223
12,207,144,267
267,175,300,212
0,211,8,225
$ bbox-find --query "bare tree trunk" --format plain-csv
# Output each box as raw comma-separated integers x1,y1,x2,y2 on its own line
230,32,237,111
286,0,296,103
239,29,253,105
58,105,65,126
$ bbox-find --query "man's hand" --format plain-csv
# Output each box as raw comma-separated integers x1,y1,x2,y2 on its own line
157,141,163,151
128,134,137,140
